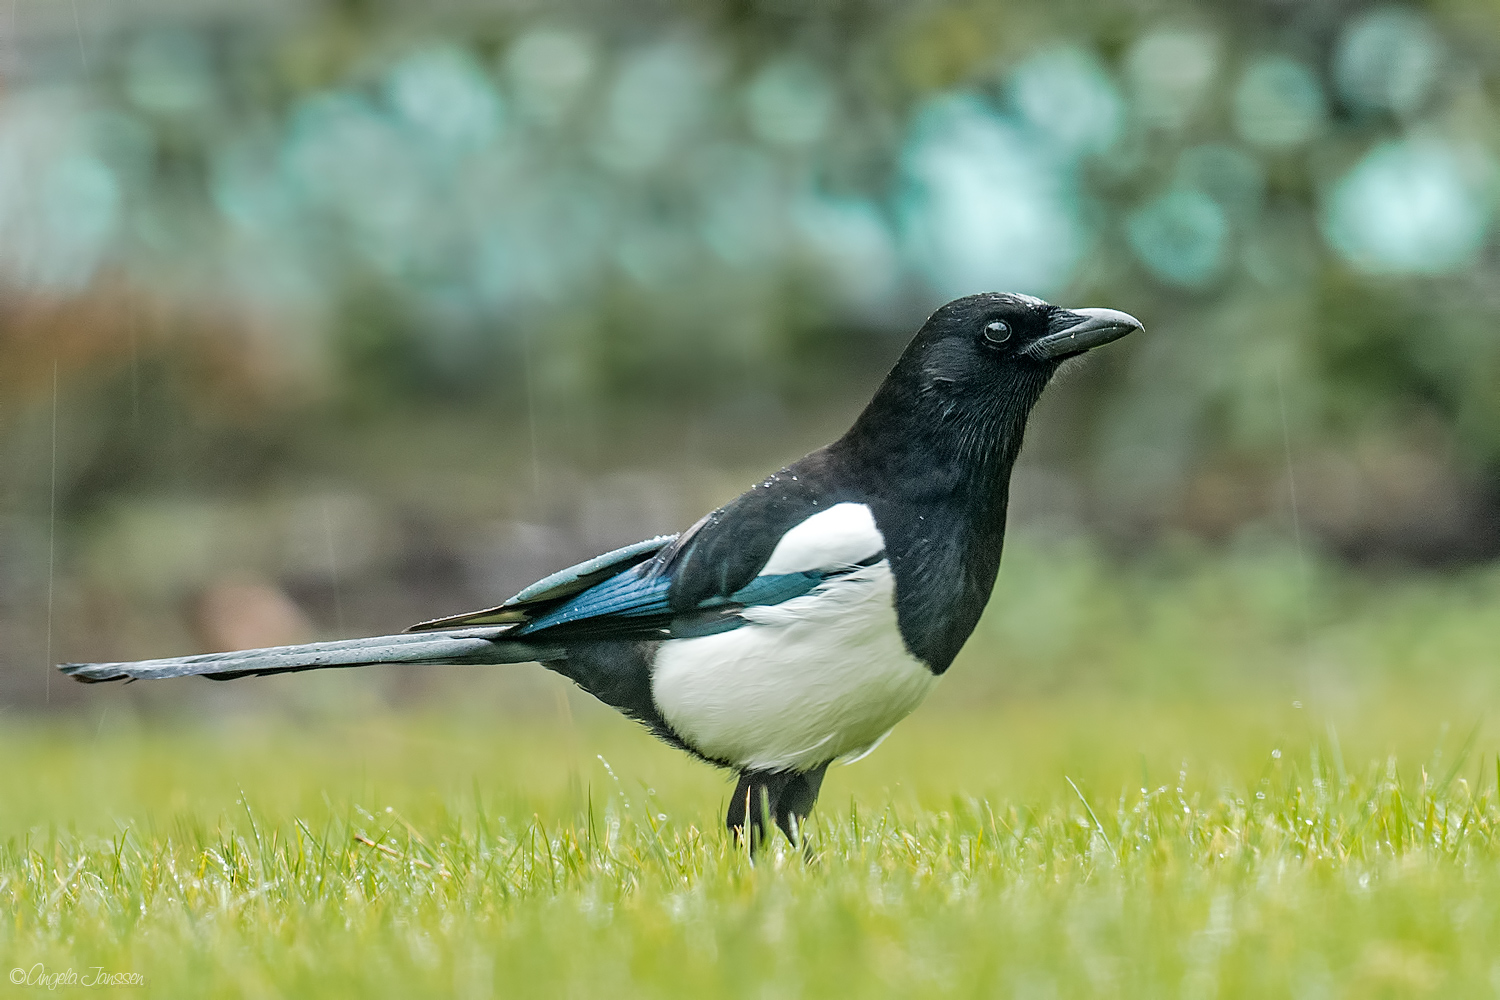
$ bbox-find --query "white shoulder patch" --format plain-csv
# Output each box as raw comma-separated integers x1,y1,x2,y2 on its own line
759,502,884,576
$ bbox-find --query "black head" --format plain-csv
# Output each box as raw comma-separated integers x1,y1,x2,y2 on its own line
907,292,1142,389
838,292,1141,481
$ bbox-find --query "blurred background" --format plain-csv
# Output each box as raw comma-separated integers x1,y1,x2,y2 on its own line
4,0,1500,714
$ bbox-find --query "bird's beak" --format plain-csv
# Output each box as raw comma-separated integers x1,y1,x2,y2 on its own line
1025,307,1143,360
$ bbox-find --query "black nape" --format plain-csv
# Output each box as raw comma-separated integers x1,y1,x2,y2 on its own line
727,764,828,848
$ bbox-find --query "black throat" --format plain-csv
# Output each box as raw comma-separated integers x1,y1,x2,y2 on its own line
827,355,1057,674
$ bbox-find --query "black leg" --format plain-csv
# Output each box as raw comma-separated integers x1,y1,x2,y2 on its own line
726,770,791,847
777,765,826,843
727,764,829,848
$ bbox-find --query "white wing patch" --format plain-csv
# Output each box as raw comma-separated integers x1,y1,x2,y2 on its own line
758,502,884,576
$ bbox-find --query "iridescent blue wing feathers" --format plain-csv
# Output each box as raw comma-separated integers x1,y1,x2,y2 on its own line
405,534,677,632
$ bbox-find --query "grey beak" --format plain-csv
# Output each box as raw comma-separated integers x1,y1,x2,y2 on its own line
1025,307,1143,360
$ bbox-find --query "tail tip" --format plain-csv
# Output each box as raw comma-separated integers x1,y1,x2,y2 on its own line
57,663,129,684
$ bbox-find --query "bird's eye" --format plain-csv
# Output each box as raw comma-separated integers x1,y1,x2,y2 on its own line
983,320,1011,345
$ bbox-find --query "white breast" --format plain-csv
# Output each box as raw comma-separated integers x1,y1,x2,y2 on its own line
650,505,937,772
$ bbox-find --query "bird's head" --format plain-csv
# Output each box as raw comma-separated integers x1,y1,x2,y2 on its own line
841,292,1141,475
909,292,1142,387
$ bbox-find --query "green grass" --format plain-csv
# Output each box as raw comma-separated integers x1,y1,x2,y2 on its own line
8,540,1500,997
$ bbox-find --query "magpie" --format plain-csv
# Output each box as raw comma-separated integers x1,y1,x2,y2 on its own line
61,293,1140,844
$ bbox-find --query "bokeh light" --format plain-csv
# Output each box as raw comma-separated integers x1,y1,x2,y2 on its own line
746,58,835,148
385,47,504,153
1323,139,1493,275
1009,46,1123,157
596,42,719,174
1233,56,1325,149
1174,145,1264,224
1125,30,1219,131
901,96,1087,299
504,28,597,125
1,0,1499,594
125,28,215,116
1334,7,1443,118
0,94,122,292
1127,188,1228,288
0,11,1492,348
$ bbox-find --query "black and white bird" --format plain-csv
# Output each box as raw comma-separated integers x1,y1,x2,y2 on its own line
62,293,1140,844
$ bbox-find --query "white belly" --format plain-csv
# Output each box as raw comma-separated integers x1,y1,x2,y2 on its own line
650,560,938,772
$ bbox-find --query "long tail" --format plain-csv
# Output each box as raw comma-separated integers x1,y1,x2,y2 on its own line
58,628,564,683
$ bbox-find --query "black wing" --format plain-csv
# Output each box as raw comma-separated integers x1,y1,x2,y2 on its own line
409,457,863,642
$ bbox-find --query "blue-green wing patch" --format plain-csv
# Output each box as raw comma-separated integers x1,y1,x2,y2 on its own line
405,534,678,632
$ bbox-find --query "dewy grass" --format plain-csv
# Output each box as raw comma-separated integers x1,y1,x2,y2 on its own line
9,542,1500,996
3,708,1500,998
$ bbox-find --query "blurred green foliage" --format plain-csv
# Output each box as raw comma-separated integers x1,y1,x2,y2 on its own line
7,0,1500,701
3,0,1500,480
2,0,1500,539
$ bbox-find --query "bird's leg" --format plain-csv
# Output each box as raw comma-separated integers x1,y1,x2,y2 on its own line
727,770,791,851
776,764,827,848
727,764,829,851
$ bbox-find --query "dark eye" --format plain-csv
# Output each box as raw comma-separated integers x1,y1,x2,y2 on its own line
983,320,1011,345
